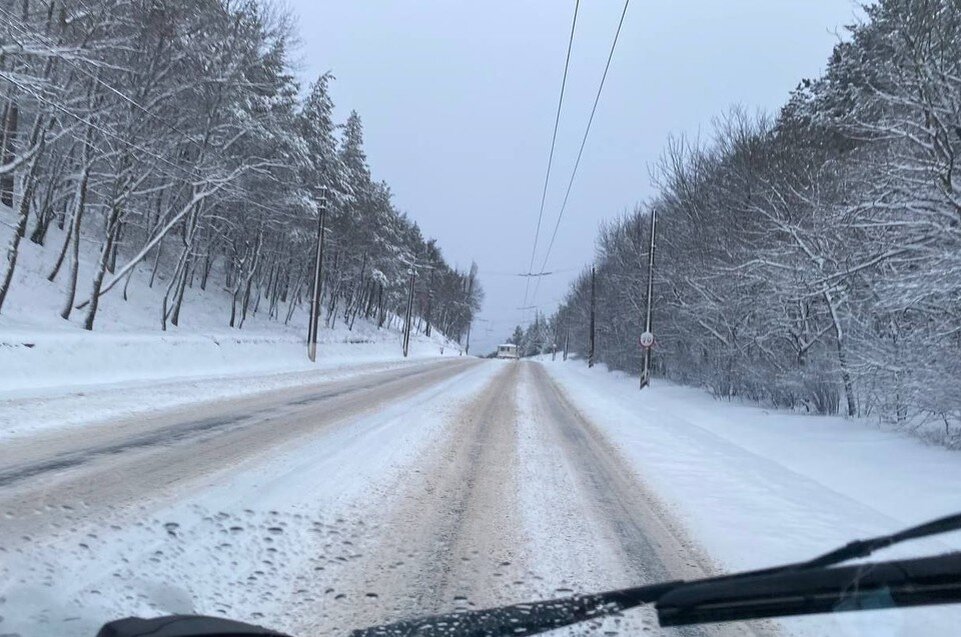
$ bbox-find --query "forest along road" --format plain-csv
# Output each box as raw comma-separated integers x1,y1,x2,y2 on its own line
0,357,479,536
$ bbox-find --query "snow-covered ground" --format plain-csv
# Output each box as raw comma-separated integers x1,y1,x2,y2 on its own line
0,362,501,637
1,359,724,637
5,200,960,636
0,206,461,440
4,349,958,637
541,358,961,637
0,321,454,400
0,354,458,442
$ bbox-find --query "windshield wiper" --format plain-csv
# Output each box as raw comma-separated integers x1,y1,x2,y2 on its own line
352,512,961,636
96,512,961,637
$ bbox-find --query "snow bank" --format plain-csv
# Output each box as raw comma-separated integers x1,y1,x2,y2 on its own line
0,207,461,399
0,322,451,399
539,359,961,637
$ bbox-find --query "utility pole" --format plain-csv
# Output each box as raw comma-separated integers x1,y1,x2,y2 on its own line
640,207,657,389
463,264,477,356
563,322,570,361
551,319,558,361
424,270,434,337
403,267,416,357
307,187,328,362
588,264,596,368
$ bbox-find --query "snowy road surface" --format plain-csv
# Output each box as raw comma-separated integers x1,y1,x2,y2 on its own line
2,359,952,636
0,359,478,513
0,359,757,637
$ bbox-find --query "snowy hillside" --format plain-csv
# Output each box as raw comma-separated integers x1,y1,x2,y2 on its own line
0,203,460,400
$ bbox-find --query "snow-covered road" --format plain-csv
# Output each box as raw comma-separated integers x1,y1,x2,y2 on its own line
2,357,487,636
2,359,956,637
0,359,479,521
1,360,755,637
298,362,757,637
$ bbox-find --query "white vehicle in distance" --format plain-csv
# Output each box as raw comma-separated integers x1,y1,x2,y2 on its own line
496,344,519,359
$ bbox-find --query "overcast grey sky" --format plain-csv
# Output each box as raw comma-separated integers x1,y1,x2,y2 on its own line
286,1,861,354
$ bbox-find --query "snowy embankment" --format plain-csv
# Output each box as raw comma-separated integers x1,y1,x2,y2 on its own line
540,358,961,637
0,207,460,438
0,323,453,400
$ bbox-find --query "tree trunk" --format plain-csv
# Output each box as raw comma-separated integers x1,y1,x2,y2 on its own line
28,200,52,245
47,211,73,282
161,243,190,331
200,250,212,290
106,220,123,273
0,177,32,312
229,286,240,328
148,235,164,288
824,291,856,417
0,116,45,312
168,200,206,327
0,103,18,207
82,201,124,330
284,274,303,326
59,161,92,320
170,255,191,326
122,262,136,301
239,271,254,328
377,284,386,328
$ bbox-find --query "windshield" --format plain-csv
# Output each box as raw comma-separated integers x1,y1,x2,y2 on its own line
2,1,961,636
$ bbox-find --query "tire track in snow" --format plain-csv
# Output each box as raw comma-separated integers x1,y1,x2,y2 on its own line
295,361,528,634
518,362,775,637
303,360,774,637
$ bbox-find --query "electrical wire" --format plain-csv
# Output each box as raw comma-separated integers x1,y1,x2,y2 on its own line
522,0,580,307
533,0,631,302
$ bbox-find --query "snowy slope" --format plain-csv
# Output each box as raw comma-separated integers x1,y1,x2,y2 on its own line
0,204,461,399
540,358,961,637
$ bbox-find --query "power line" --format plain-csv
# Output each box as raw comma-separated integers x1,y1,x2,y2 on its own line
482,269,573,277
534,0,631,302
516,271,555,277
522,0,580,307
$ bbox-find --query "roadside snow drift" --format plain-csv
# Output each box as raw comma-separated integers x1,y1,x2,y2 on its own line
541,359,961,637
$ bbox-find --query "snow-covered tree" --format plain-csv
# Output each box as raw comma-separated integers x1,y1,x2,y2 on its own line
0,0,481,345
550,0,961,442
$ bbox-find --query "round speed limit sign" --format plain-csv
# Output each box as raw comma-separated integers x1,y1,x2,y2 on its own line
639,331,655,348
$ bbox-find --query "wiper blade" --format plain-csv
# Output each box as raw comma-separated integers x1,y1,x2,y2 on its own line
353,512,961,636
793,511,961,571
352,581,680,637
354,553,961,636
667,510,961,586
657,552,961,626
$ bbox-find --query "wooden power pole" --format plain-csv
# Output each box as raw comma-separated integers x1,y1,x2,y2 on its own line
639,207,657,389
403,267,416,357
588,264,596,368
463,265,476,356
307,187,328,362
